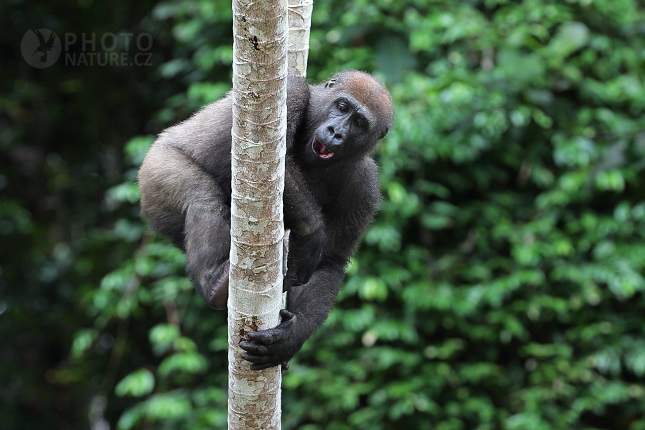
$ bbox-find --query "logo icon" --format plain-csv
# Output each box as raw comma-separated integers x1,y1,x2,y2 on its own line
21,28,62,69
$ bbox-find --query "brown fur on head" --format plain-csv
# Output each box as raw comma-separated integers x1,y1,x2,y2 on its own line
329,70,395,139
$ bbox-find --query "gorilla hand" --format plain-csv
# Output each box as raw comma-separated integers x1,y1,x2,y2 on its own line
239,309,301,371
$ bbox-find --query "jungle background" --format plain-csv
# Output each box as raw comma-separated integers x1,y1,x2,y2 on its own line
2,0,645,429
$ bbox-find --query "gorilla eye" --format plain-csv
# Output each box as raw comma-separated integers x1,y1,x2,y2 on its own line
337,101,349,113
354,117,366,128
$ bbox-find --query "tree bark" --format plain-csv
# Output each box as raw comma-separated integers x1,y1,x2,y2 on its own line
287,0,313,77
228,0,288,428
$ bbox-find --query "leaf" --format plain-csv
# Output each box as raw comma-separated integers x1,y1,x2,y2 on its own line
548,21,590,58
149,323,181,356
71,329,98,358
124,136,154,166
142,392,192,420
107,183,141,204
158,352,208,377
595,169,625,192
359,277,388,302
115,368,155,397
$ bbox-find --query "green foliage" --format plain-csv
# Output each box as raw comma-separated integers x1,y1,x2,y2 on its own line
4,0,645,428
115,368,156,397
157,352,208,377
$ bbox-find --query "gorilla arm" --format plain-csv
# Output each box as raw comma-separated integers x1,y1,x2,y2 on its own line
282,75,326,290
282,157,326,289
240,159,381,369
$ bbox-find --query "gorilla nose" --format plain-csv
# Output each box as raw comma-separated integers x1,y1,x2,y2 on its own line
326,126,344,148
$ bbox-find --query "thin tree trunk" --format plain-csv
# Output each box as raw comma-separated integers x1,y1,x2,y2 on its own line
228,0,288,428
287,0,313,77
282,0,313,308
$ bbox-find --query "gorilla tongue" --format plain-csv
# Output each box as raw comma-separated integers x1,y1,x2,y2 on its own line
313,138,334,159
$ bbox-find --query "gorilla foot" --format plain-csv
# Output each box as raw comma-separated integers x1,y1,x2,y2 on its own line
207,264,229,310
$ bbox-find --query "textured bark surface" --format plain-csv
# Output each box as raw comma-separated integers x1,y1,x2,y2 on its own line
287,0,313,77
228,0,288,428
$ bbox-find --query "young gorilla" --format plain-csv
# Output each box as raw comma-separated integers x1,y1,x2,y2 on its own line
138,70,394,370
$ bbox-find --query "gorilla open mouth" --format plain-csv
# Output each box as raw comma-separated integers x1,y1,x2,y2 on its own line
313,138,334,159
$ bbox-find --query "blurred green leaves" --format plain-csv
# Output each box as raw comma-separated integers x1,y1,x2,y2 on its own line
115,368,155,397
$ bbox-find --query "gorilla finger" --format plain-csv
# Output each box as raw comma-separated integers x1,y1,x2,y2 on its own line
241,353,272,364
250,362,279,371
239,341,269,354
248,330,281,345
281,361,290,371
279,309,294,321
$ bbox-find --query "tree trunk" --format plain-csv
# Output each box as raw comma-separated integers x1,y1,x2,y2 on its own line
287,0,313,77
228,0,288,428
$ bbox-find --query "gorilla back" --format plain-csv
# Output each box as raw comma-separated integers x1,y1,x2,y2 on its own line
138,70,394,370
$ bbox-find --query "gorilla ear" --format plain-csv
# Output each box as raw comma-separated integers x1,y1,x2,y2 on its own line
324,79,337,89
378,127,389,140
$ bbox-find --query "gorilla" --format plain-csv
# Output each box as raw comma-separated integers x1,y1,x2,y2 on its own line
138,70,394,370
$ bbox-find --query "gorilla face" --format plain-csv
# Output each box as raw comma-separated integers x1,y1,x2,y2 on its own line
310,96,371,161
304,73,393,167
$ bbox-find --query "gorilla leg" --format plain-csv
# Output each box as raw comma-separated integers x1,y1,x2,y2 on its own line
139,142,231,309
184,201,231,310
